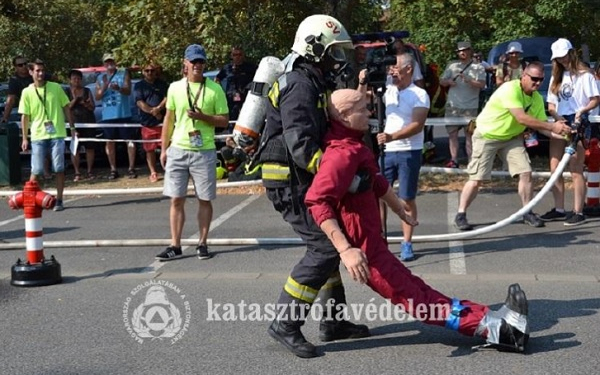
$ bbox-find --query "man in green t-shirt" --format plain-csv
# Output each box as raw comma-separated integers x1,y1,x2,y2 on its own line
155,44,229,261
19,59,75,212
454,61,571,230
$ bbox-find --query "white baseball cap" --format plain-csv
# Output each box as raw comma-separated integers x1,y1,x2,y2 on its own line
551,38,573,60
505,41,523,54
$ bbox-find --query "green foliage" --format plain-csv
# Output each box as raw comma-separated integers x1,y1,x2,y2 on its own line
2,0,598,83
0,0,105,80
388,0,600,68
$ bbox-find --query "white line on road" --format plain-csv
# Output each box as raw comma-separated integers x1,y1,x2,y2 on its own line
147,194,262,273
447,192,467,275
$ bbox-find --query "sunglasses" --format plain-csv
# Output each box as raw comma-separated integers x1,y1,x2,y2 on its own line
143,69,155,73
16,62,27,67
190,59,205,65
525,73,544,83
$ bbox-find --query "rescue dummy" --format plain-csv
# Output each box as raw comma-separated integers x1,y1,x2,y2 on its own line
304,88,530,355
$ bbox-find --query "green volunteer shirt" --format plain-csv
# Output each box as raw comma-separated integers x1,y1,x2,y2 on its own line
476,79,547,140
166,77,228,151
18,81,70,141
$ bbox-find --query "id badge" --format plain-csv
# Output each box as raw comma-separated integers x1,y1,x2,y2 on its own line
233,92,242,102
44,121,56,134
189,130,203,147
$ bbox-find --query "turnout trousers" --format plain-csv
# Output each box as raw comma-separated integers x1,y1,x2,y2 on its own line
266,185,347,324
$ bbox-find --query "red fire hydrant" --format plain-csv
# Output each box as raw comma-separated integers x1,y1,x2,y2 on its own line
7,180,62,287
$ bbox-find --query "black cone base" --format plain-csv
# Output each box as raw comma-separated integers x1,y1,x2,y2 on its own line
11,256,62,287
583,205,600,217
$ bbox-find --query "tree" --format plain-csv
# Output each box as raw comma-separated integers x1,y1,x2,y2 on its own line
93,0,383,80
0,0,106,79
387,0,600,67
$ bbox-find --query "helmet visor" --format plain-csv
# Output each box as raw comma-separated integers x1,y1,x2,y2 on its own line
328,44,348,62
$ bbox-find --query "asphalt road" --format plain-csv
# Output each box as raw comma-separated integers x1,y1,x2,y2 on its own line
1,184,599,374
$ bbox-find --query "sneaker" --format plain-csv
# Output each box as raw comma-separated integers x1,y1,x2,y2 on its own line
445,160,459,168
400,242,415,261
522,212,544,228
564,213,586,227
454,212,473,231
155,246,183,261
53,199,64,212
196,244,212,260
539,208,567,222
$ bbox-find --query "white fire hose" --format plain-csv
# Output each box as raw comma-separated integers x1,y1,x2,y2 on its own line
0,149,573,250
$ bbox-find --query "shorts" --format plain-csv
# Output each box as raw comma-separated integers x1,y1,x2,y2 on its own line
141,126,162,152
101,118,138,140
31,138,65,175
381,149,422,200
163,146,217,200
445,107,478,133
467,130,531,181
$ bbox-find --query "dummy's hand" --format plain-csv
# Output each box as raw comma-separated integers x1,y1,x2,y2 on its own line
340,248,370,284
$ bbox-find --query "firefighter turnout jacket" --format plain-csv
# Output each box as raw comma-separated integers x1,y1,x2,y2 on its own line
259,62,328,188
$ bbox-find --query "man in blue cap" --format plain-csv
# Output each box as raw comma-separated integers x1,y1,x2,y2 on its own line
155,44,229,261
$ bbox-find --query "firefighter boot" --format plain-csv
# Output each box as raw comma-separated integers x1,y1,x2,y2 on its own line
319,319,371,342
317,278,371,342
497,284,529,353
268,319,318,358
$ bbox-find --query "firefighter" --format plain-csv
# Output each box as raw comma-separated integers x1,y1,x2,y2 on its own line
256,14,369,358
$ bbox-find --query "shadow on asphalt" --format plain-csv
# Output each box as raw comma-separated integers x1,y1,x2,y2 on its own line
321,296,596,356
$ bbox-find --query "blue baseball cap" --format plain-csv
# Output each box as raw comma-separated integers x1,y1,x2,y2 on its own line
185,44,207,61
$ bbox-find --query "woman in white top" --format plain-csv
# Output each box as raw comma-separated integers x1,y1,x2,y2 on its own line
542,38,600,226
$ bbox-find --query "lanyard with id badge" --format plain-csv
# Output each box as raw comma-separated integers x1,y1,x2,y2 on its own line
187,79,205,147
521,89,538,147
34,85,55,134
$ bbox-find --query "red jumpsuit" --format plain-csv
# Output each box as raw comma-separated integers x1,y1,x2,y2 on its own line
305,119,489,337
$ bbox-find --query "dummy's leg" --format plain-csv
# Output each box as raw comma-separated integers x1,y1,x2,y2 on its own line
366,247,529,352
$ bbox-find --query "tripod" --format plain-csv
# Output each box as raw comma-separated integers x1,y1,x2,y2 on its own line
372,84,388,239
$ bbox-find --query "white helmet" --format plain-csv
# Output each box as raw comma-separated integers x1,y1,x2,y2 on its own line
291,14,353,63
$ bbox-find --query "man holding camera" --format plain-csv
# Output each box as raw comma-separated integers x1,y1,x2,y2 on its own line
440,41,486,168
370,53,430,262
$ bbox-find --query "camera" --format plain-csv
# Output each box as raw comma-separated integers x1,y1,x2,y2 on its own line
364,37,398,88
